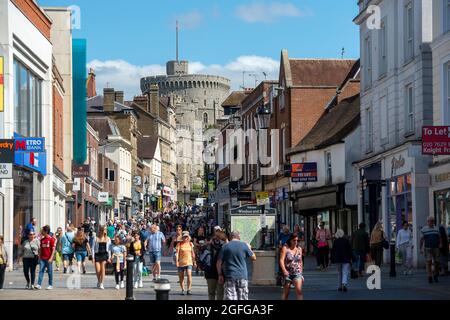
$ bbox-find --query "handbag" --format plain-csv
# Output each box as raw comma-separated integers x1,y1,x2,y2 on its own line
382,239,389,250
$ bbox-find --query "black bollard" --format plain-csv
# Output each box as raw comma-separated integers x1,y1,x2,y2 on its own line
125,255,135,300
154,278,171,300
389,241,396,277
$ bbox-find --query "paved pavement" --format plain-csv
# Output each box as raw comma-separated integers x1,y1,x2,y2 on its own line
1,255,449,300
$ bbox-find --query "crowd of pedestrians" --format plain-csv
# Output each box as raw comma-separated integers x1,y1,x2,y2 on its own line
0,209,449,299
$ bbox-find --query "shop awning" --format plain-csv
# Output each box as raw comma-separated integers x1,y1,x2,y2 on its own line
297,193,336,211
293,186,338,211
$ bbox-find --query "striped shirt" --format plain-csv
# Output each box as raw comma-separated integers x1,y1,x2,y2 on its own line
148,231,165,253
421,226,440,249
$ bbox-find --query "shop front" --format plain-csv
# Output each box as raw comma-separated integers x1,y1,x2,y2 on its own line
429,162,450,230
358,143,431,267
292,184,352,255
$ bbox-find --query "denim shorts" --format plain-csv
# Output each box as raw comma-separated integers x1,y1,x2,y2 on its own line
285,274,304,284
62,253,74,261
178,265,193,273
75,251,87,262
149,251,161,264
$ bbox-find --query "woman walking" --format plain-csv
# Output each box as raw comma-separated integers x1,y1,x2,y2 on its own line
111,235,127,290
0,236,8,290
72,230,92,274
370,221,387,267
21,231,40,289
396,221,414,275
332,229,352,292
316,222,331,271
129,231,145,289
279,234,304,300
176,231,196,295
93,226,111,289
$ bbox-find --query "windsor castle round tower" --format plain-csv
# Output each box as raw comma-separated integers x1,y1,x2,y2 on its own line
141,60,230,198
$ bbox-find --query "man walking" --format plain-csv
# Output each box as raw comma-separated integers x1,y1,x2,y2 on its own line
217,231,256,300
420,216,441,283
147,224,166,281
36,226,56,290
352,223,369,277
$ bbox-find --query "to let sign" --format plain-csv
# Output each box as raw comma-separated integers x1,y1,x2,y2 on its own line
422,126,450,155
291,163,318,183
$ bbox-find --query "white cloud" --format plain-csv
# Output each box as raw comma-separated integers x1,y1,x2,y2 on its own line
88,55,280,99
177,10,203,29
87,59,165,99
235,2,309,23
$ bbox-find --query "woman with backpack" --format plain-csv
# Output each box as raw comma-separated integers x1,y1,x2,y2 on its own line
60,227,75,274
204,227,228,300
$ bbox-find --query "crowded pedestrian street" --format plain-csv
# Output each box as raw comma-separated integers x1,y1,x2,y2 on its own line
1,255,449,300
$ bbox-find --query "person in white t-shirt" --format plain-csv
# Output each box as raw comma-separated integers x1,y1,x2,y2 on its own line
396,221,413,275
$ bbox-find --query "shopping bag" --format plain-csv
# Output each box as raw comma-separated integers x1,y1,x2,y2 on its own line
350,269,358,279
395,251,403,265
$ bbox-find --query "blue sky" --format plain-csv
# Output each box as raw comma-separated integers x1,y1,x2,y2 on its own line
39,0,360,98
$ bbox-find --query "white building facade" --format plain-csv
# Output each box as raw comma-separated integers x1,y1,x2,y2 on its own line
428,0,450,230
354,0,434,267
0,0,55,270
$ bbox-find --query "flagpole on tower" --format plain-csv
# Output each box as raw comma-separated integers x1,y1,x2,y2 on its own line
176,20,179,62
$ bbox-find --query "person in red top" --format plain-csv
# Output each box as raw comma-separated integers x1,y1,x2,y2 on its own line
316,222,332,271
36,226,56,290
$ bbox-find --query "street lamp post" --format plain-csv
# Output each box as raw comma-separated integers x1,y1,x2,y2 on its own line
183,186,187,212
255,104,272,250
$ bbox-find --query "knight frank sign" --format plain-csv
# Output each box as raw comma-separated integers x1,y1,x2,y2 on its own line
422,126,450,155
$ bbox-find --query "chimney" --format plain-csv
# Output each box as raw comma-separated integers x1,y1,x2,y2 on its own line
115,91,124,104
87,68,97,98
133,95,148,111
149,84,159,116
103,88,115,113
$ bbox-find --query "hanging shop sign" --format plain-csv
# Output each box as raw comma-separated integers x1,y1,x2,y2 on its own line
291,163,317,183
0,139,14,178
72,164,90,177
98,192,109,203
256,191,270,206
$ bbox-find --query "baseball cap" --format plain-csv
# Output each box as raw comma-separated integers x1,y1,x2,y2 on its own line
214,226,222,231
182,231,190,238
